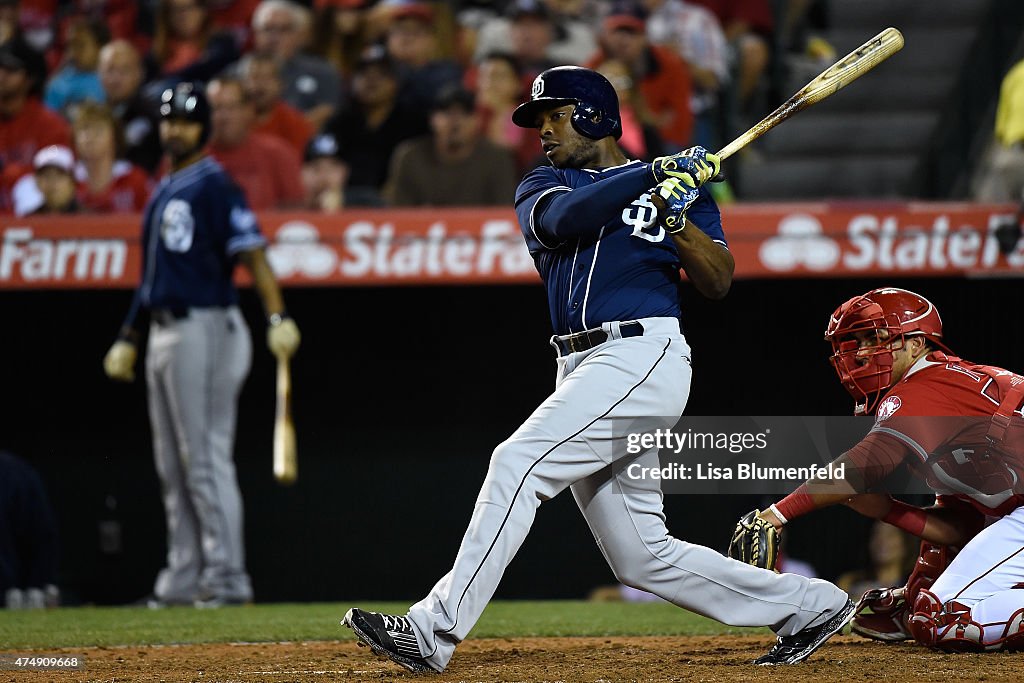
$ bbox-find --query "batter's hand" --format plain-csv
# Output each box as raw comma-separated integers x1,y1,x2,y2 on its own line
103,340,137,382
267,316,301,358
652,177,700,233
650,146,721,188
728,509,781,570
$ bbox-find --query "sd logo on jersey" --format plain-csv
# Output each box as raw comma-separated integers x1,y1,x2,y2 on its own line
623,193,664,243
161,199,195,253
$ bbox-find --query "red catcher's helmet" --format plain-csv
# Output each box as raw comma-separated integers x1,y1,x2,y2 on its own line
825,288,953,414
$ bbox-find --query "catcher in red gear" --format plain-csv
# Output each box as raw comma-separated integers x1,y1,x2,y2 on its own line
734,287,1024,652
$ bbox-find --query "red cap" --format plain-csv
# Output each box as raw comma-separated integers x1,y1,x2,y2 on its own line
390,2,434,23
603,15,645,32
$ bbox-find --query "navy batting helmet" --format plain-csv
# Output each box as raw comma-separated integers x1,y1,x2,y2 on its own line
512,66,622,140
159,81,211,145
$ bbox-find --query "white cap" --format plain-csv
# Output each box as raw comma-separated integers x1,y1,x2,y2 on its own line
33,145,74,173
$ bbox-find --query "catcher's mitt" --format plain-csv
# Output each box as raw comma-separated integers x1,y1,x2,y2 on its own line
727,510,781,569
851,586,911,642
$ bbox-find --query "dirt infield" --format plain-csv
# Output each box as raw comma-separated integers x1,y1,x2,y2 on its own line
19,635,1024,682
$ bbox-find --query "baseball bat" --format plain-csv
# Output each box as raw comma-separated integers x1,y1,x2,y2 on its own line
716,27,904,161
273,354,297,485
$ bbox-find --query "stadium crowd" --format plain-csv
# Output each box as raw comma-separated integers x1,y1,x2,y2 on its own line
0,0,832,213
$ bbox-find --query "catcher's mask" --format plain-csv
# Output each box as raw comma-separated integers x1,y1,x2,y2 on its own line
825,287,952,415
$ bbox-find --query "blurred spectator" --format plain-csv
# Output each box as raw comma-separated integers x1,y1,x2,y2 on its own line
14,0,56,55
98,40,162,175
452,0,500,66
236,51,312,155
779,0,833,58
251,0,342,129
473,0,588,83
0,0,54,59
383,85,517,206
594,57,664,160
837,521,916,602
474,51,540,175
974,58,1024,203
148,0,240,84
31,144,78,214
57,1,139,47
384,2,463,112
589,1,693,148
320,45,427,200
301,131,349,211
643,0,728,149
206,75,304,209
309,0,372,81
43,17,108,118
0,451,60,610
0,40,70,170
689,0,773,114
72,101,150,212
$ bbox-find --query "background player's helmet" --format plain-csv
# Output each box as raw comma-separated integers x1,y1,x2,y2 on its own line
824,287,952,414
159,81,211,146
512,66,622,139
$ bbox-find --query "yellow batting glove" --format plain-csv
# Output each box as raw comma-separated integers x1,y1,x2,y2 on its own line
267,316,301,358
103,340,137,382
651,146,721,189
655,177,700,234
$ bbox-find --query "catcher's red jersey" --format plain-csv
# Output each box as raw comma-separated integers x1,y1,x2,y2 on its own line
867,352,1024,517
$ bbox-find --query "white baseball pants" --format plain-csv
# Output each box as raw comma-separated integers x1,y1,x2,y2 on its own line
407,317,849,671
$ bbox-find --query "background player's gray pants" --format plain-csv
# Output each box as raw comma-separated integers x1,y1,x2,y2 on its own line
407,317,848,671
146,306,254,603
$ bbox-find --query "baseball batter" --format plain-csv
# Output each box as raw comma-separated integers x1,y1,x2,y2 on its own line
343,66,854,672
743,287,1024,651
103,82,300,607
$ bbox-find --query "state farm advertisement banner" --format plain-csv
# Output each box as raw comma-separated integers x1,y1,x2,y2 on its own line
1,204,1021,289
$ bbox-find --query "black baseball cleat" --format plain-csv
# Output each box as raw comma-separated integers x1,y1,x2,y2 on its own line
342,608,435,673
754,599,856,665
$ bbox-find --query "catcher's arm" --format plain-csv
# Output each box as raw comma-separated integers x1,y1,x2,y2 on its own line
843,494,984,547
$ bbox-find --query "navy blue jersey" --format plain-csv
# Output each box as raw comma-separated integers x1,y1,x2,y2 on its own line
133,157,266,315
514,160,726,335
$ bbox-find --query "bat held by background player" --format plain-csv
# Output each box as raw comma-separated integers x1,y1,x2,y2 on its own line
273,353,297,485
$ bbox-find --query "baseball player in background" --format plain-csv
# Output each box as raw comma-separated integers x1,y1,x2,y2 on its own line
102,82,300,608
344,66,855,672
737,287,1024,652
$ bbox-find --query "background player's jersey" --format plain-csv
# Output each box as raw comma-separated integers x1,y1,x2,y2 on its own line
139,157,266,310
868,353,1024,516
514,160,726,335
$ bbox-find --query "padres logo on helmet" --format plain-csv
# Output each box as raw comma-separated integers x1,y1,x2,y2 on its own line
512,66,622,140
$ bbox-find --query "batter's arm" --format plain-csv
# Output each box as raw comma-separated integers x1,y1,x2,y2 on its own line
671,223,734,300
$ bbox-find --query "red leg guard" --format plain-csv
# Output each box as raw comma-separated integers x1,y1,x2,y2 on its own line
910,592,987,652
905,542,955,606
908,588,943,646
985,607,1024,652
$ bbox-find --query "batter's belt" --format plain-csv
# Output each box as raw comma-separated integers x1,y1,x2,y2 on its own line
551,321,645,356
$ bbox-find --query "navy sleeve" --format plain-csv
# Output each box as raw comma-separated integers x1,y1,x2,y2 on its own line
686,186,727,247
515,164,657,248
514,166,571,252
219,181,267,256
